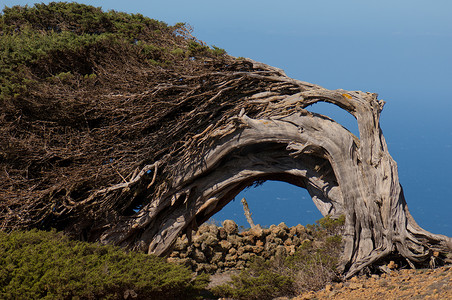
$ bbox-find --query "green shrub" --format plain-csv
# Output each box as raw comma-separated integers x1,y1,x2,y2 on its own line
212,216,345,299
210,45,226,56
310,214,345,235
0,229,208,299
0,2,227,101
187,40,209,57
212,267,293,300
186,41,226,57
171,47,185,56
0,2,179,101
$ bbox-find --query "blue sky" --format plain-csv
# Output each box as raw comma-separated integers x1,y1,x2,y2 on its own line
2,1,451,236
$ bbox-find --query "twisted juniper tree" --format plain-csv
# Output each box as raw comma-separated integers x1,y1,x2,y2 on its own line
1,3,451,279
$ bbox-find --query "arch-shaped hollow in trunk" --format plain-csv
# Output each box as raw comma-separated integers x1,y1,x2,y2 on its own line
160,141,344,250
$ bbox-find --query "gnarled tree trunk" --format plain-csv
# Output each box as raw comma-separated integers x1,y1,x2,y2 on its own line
3,57,450,278
95,59,451,278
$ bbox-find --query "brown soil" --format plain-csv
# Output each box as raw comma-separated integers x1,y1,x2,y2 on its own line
293,265,452,300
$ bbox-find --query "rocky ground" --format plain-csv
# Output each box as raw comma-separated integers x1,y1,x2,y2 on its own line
169,221,318,274
291,265,452,300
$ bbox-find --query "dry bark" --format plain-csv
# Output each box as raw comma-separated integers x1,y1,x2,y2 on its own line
240,198,255,228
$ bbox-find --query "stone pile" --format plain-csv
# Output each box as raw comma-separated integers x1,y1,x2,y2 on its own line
168,220,313,274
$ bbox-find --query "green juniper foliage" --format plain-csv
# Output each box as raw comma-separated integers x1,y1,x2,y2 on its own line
0,2,167,101
0,229,208,299
0,2,225,101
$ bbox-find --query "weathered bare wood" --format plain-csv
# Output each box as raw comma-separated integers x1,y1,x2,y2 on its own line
9,55,447,278
241,198,255,228
98,66,452,277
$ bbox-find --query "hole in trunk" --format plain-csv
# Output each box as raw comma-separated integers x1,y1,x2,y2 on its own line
306,101,360,138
